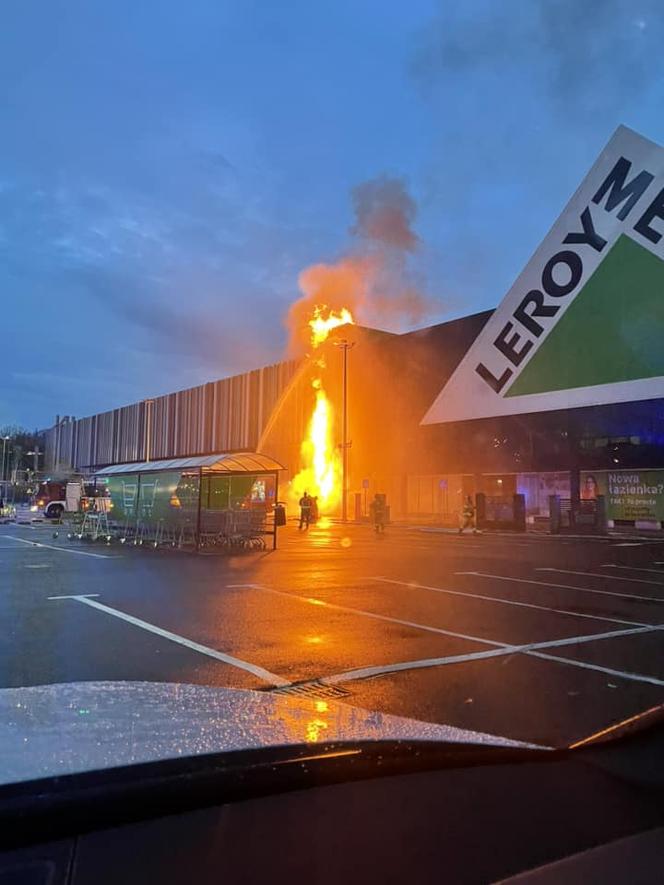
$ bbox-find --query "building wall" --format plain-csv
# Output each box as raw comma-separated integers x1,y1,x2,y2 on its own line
44,360,300,473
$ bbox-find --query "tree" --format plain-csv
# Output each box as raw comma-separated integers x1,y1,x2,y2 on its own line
0,425,45,482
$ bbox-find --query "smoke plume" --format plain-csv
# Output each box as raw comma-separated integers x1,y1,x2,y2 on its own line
286,175,433,355
351,175,419,251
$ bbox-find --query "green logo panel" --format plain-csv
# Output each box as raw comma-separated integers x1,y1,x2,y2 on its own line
507,235,664,397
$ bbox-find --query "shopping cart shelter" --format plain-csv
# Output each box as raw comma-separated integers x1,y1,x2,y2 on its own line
93,452,284,551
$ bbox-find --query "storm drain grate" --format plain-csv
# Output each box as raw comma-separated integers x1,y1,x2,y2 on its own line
271,680,351,700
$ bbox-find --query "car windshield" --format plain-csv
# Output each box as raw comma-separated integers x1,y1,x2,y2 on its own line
2,2,664,788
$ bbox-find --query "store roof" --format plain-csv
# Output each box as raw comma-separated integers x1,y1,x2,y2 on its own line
93,452,284,476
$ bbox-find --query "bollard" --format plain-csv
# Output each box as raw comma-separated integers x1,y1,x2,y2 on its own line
513,494,526,532
549,495,561,534
595,494,608,534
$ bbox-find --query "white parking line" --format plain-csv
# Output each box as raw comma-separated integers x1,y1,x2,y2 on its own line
537,567,664,587
48,593,100,599
47,594,289,687
2,535,119,559
322,648,525,683
456,571,664,605
372,576,652,627
602,564,664,575
528,651,664,687
525,624,660,649
317,624,662,687
229,583,664,688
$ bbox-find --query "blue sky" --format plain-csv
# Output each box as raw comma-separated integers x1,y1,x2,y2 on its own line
3,0,664,428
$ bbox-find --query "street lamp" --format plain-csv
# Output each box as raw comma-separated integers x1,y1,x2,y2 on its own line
333,339,355,522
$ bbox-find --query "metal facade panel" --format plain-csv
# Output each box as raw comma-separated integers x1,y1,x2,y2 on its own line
44,359,300,471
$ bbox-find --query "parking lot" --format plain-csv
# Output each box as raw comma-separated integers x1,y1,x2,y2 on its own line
2,518,664,747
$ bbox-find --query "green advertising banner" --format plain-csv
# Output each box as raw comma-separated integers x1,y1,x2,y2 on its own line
581,470,664,522
106,470,199,526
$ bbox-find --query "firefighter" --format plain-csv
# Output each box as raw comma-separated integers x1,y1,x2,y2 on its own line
310,495,319,524
298,491,312,530
459,495,477,534
370,493,386,533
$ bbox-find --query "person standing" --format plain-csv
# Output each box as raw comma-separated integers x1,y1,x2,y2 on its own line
298,491,312,530
459,495,477,534
310,495,319,524
370,493,386,533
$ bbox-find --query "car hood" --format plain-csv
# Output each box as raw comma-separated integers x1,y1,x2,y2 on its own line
0,681,541,785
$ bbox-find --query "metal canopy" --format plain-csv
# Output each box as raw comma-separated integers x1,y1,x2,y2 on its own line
93,452,284,477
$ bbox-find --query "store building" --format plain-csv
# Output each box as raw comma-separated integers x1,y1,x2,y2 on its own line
44,125,664,526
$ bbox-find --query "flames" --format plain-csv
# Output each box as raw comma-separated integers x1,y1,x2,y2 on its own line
292,384,340,512
309,306,354,349
289,305,354,514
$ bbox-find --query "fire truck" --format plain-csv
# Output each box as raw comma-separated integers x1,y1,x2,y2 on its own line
33,478,109,519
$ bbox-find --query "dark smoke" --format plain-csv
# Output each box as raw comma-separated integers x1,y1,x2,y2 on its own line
351,175,419,251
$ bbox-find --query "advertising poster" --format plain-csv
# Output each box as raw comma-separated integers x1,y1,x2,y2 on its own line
580,469,664,522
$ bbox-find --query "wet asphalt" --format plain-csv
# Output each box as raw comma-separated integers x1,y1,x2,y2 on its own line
2,519,664,747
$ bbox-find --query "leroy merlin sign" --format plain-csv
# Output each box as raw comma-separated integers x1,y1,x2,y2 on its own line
423,126,664,425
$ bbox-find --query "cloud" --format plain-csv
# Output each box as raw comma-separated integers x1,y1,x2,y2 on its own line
69,263,284,375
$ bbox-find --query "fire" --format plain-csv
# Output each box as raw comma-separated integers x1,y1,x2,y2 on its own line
310,386,339,502
309,306,354,348
289,383,342,512
289,305,354,515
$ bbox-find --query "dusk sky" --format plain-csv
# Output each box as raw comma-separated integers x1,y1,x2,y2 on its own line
3,0,664,428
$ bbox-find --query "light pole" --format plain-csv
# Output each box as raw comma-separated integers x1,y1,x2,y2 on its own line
334,339,355,522
1,436,8,483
